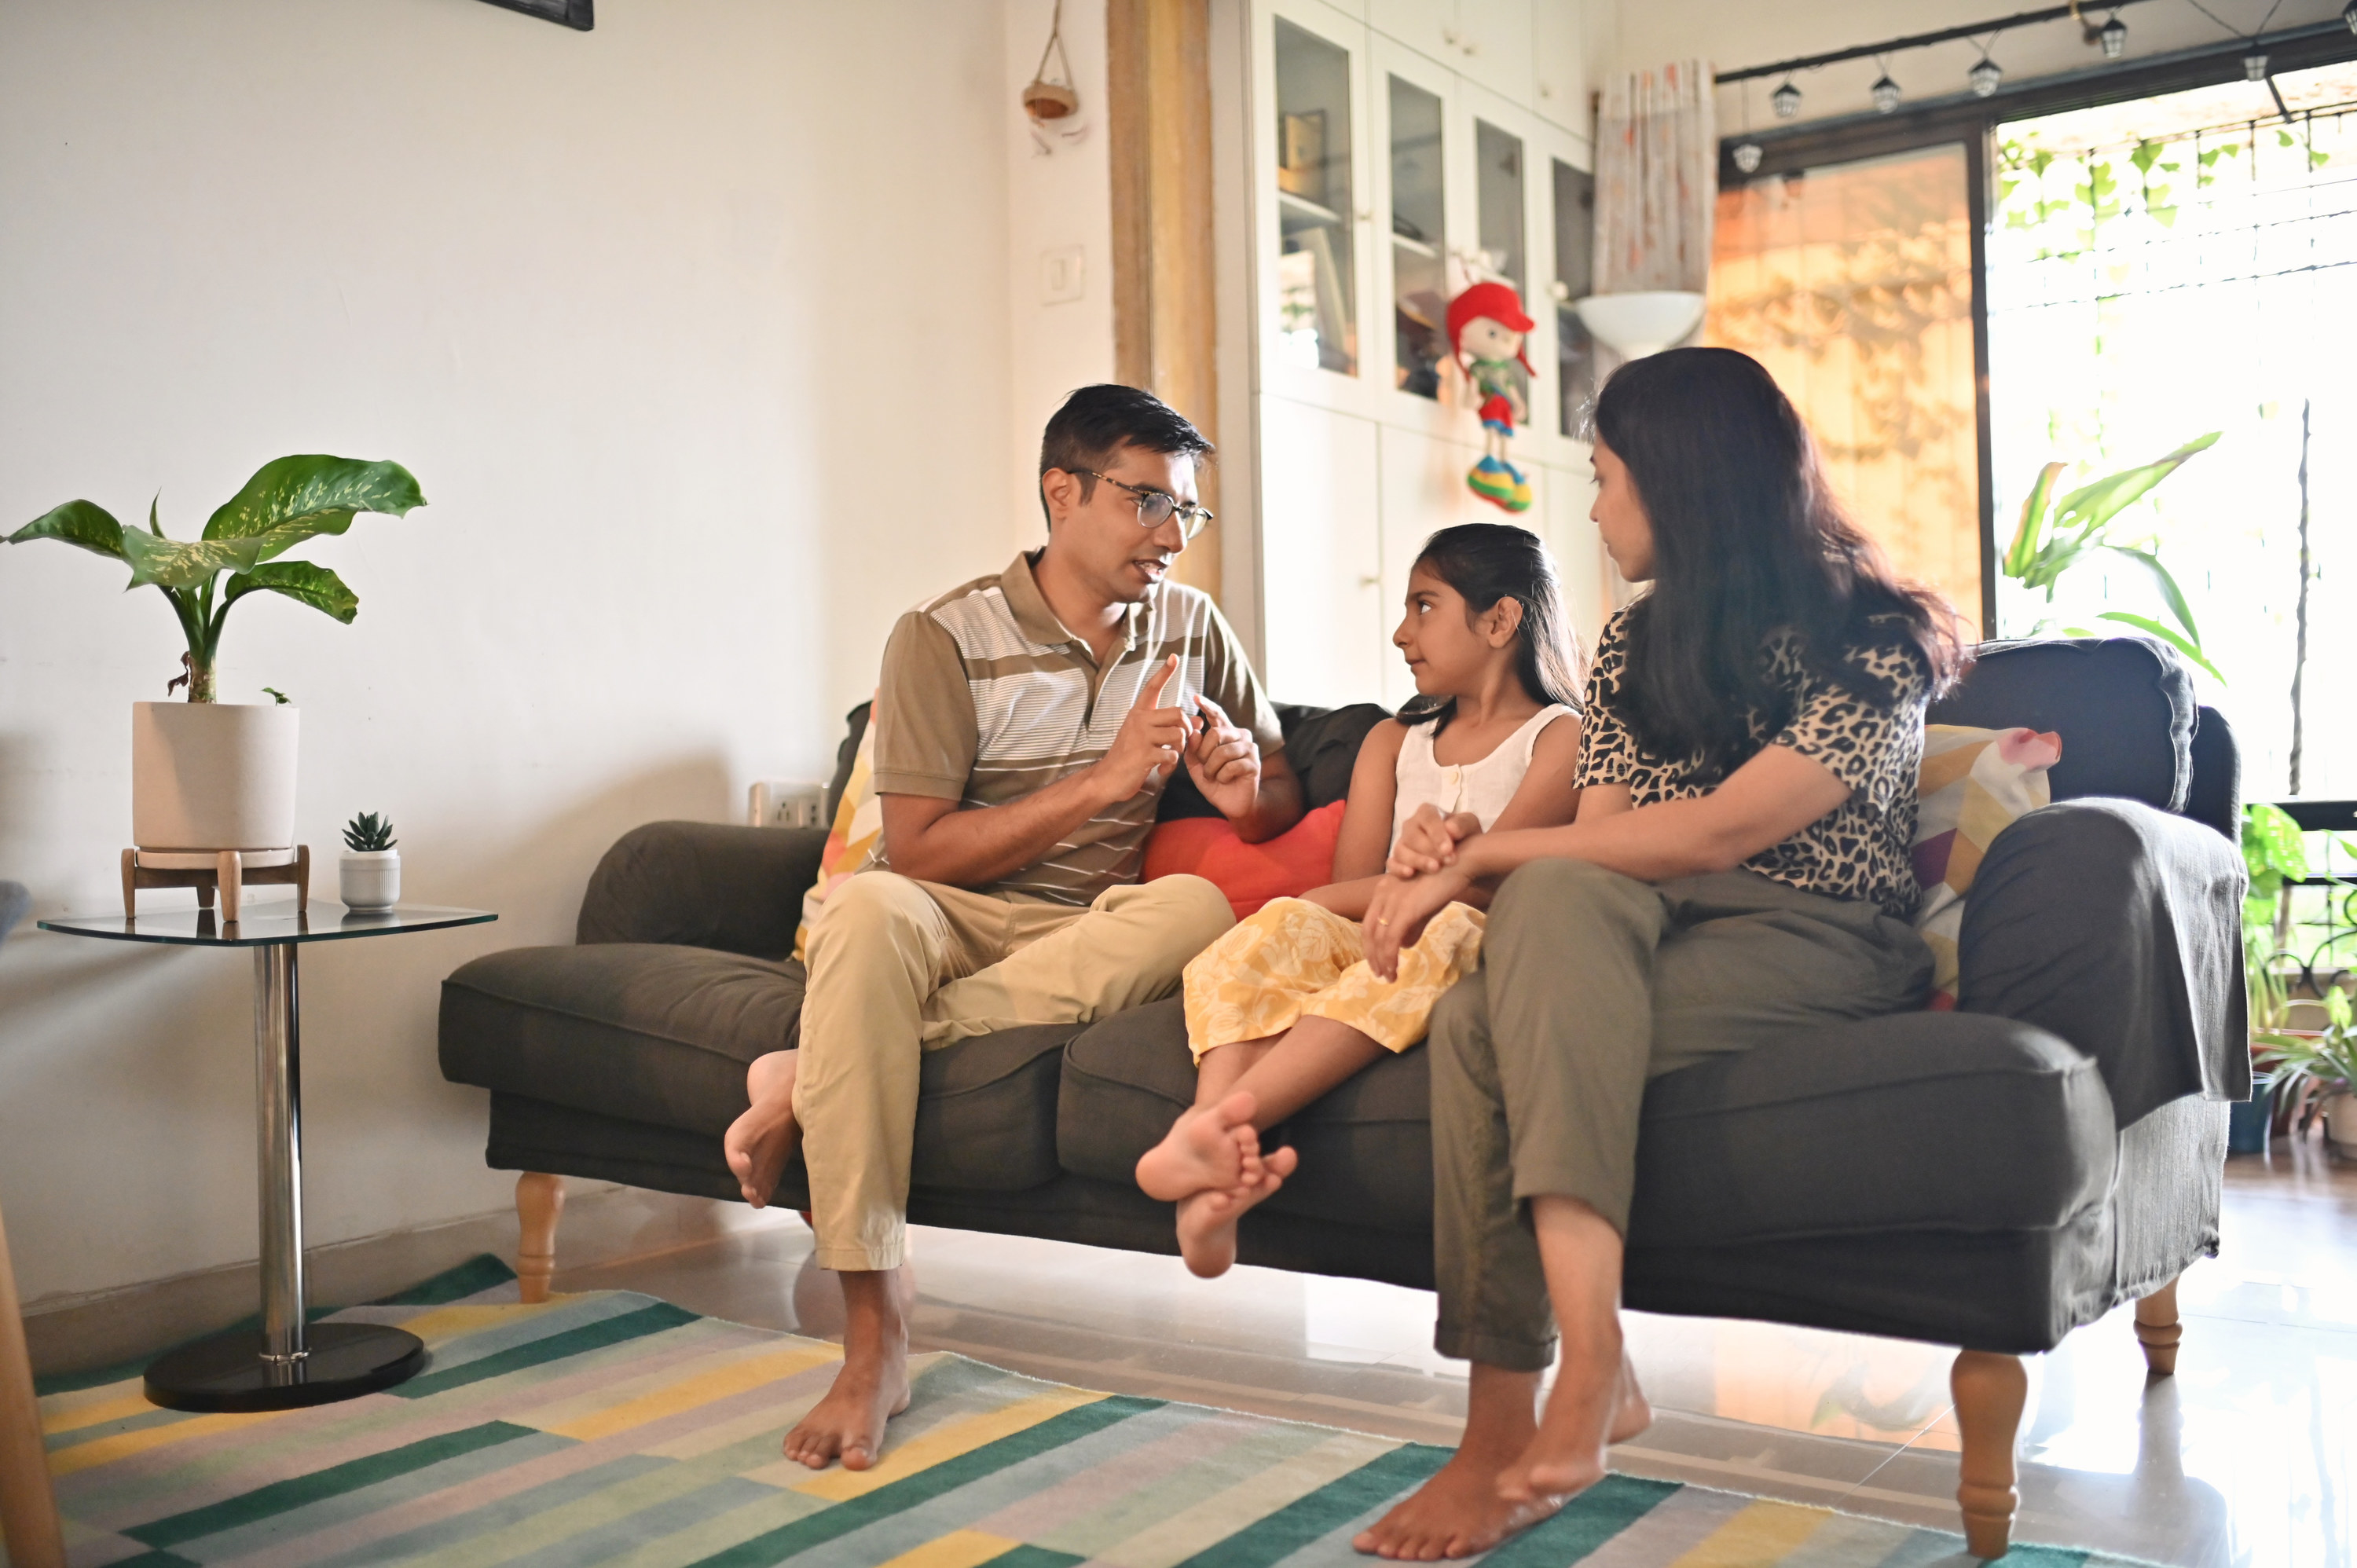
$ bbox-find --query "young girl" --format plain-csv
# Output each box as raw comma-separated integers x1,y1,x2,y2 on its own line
1351,347,1965,1559
1134,522,1584,1277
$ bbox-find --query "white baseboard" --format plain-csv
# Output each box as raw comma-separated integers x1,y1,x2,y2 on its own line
24,1183,770,1378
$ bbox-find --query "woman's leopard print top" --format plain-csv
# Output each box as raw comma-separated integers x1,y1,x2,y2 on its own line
1573,603,1929,918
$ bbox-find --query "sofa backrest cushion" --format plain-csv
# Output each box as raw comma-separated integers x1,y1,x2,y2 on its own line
1157,702,1391,819
1929,637,2194,816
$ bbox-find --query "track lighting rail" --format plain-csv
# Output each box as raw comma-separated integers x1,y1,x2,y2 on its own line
1718,0,2165,83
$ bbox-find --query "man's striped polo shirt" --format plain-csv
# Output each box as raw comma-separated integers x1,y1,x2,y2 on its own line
867,548,1283,905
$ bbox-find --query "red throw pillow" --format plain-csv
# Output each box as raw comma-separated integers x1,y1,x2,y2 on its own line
1143,800,1348,921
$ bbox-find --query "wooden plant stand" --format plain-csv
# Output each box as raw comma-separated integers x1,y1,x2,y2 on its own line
122,846,309,925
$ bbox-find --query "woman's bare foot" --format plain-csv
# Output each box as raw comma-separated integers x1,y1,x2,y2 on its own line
1135,1090,1260,1202
1174,1145,1298,1278
724,1050,801,1208
1494,1350,1651,1504
1353,1369,1558,1560
783,1266,912,1471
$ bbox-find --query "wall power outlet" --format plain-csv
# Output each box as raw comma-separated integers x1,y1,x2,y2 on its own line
749,781,829,830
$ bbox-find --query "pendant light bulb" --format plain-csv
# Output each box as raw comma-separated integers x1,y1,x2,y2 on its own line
1772,79,1801,119
1969,57,2003,97
2243,50,2269,82
2344,0,2356,35
2099,13,2128,57
1732,141,1764,174
1871,72,1902,114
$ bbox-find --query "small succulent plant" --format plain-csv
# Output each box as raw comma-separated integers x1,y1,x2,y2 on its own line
343,812,397,853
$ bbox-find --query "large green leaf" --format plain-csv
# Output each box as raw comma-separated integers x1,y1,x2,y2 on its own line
2051,432,2220,534
2102,544,2201,644
120,526,267,589
222,560,359,624
203,456,425,562
2002,461,2064,580
2097,610,2226,683
8,499,127,560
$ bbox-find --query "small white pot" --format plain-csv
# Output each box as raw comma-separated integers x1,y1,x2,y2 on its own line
2325,1090,2357,1160
339,849,401,912
132,702,299,851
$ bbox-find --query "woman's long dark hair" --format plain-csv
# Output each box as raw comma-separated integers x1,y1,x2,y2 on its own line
1399,522,1585,731
1593,346,1967,776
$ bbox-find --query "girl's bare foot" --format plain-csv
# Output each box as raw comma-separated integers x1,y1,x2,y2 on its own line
1174,1144,1298,1277
1135,1089,1259,1201
1494,1350,1651,1504
724,1050,801,1208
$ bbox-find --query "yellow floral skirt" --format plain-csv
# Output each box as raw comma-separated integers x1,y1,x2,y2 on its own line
1182,896,1488,1061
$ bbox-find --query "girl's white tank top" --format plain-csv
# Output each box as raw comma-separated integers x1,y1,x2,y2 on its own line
1389,703,1576,852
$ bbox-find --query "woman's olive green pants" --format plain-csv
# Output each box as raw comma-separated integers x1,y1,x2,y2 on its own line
1428,858,1932,1371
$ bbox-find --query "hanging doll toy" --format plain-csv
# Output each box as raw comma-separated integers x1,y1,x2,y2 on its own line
1446,280,1536,514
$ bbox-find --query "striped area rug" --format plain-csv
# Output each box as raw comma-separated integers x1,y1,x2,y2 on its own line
31,1259,2152,1567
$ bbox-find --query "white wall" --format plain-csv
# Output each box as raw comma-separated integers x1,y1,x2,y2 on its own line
1596,0,2352,129
1004,0,1120,555
0,0,1017,1306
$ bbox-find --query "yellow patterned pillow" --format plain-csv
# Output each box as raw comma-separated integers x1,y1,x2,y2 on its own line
1912,724,2061,1007
794,707,882,962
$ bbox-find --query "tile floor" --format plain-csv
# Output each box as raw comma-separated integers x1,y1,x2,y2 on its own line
559,1131,2356,1567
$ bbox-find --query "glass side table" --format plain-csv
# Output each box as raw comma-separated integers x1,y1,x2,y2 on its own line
37,901,497,1412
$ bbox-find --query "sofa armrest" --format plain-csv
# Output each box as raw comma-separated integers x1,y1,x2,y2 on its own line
575,821,827,958
1958,797,2250,1126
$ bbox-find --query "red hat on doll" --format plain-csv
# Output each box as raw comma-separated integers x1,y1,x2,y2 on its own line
1446,280,1536,373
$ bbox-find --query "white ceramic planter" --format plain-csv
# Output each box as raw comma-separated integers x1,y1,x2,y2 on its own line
131,702,299,851
2325,1090,2357,1160
339,850,401,912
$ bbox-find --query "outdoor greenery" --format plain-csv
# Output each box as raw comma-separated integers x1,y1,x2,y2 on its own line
2000,432,2223,680
5,455,424,703
343,813,398,853
1996,126,2331,262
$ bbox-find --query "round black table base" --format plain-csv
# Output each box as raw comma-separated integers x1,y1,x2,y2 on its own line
144,1323,427,1412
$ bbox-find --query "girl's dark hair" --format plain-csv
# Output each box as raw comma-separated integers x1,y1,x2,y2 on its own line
1593,346,1967,777
1398,523,1585,730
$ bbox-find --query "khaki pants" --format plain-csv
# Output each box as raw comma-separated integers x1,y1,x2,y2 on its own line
794,870,1235,1270
1429,858,1931,1372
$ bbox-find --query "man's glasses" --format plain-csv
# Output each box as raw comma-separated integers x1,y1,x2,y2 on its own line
1077,470,1215,542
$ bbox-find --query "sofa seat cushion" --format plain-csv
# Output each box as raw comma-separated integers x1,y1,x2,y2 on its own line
1629,1011,2117,1250
1057,998,1435,1230
440,943,807,1138
441,944,1080,1191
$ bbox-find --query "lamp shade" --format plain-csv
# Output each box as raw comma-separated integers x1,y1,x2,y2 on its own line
1574,291,1706,359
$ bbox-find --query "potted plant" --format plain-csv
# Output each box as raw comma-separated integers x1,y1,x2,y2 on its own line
7,456,423,857
2271,990,2357,1159
340,813,400,912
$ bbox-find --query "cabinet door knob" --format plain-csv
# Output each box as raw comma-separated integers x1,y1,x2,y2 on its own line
1358,573,1381,588
1441,26,1459,43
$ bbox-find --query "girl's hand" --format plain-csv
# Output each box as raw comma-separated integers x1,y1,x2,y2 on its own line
1388,805,1481,877
1364,863,1471,980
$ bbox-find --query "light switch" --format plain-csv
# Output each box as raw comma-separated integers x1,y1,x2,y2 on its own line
1041,244,1085,305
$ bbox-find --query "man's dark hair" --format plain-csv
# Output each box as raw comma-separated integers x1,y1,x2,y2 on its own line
1037,384,1215,529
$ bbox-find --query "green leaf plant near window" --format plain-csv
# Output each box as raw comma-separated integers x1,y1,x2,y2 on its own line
2000,431,2223,682
2243,800,2357,1137
6,456,425,702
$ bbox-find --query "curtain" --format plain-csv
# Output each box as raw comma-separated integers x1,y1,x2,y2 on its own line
1593,61,1716,294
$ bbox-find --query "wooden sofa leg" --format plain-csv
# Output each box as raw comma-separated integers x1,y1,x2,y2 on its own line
516,1173,565,1304
1951,1350,2028,1562
2134,1276,2182,1376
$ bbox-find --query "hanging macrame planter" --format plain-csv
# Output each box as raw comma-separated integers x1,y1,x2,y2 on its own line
1023,0,1080,123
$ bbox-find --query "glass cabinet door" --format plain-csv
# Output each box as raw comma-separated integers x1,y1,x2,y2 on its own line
1274,17,1358,377
1388,75,1447,398
1472,118,1528,412
1552,156,1596,437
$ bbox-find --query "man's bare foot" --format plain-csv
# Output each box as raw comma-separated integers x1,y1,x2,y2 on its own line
724,1050,801,1208
1135,1089,1259,1202
1353,1444,1560,1559
783,1266,912,1471
1174,1145,1298,1278
1494,1350,1651,1504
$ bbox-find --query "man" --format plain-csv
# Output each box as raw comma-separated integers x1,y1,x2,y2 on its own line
724,384,1303,1471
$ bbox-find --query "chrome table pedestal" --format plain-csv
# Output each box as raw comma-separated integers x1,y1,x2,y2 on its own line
38,901,497,1412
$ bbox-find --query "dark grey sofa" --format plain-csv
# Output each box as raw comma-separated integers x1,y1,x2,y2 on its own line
440,637,2247,1559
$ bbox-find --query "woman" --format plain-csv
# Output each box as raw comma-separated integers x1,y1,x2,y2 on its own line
1351,347,1965,1559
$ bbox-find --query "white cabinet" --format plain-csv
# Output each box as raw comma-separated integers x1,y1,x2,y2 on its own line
1242,0,1599,695
1259,397,1388,707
